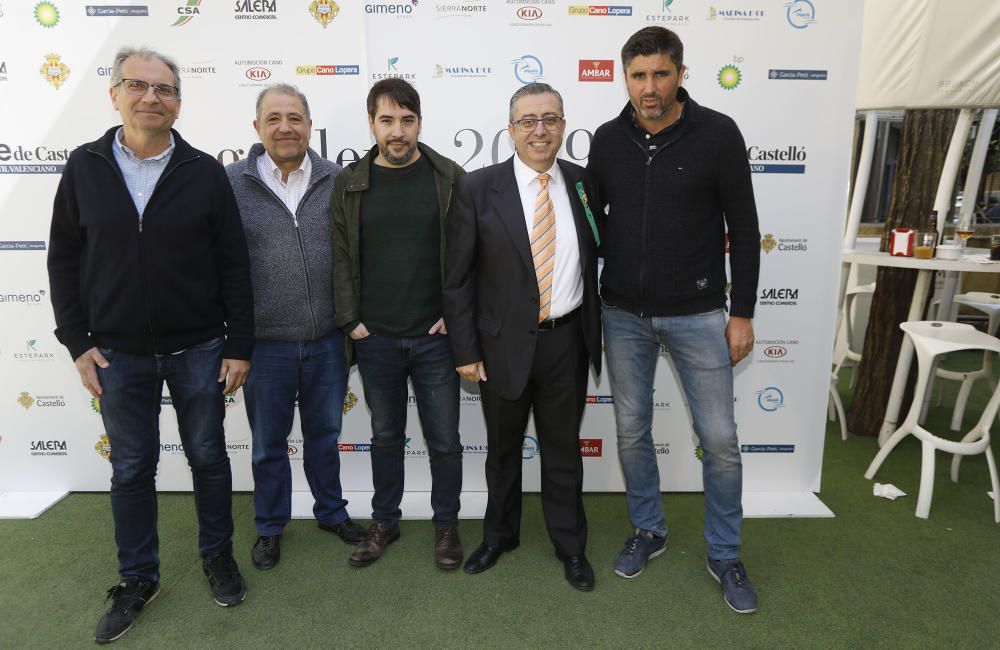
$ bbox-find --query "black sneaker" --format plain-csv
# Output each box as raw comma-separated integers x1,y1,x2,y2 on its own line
251,534,281,571
93,577,160,644
202,551,247,607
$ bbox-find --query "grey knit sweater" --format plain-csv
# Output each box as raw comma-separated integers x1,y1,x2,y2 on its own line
226,144,342,341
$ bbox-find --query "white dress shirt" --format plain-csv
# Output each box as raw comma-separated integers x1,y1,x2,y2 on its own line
256,150,311,217
512,155,583,319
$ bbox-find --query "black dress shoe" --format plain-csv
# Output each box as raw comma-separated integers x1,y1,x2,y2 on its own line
559,553,595,591
318,517,367,544
251,535,281,571
463,541,518,574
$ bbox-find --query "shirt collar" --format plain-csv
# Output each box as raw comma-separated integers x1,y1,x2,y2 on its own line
261,149,311,183
114,127,175,162
512,154,562,191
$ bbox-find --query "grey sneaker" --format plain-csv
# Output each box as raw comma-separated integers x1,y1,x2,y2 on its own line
707,558,758,614
613,529,666,578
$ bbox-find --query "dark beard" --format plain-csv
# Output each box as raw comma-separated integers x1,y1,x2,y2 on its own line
380,141,415,166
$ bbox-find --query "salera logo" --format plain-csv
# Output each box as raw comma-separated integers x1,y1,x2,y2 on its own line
579,59,613,82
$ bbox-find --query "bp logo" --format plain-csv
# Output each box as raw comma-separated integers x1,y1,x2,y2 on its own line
717,65,741,90
761,233,777,254
34,1,59,27
343,388,359,414
694,445,703,462
18,392,34,409
310,0,340,27
95,433,111,460
91,397,101,413
39,53,70,90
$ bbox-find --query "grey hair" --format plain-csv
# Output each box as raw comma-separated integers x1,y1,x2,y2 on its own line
256,84,311,122
110,47,181,95
508,83,564,121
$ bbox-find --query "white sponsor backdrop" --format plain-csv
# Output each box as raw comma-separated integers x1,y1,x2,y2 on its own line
0,1,861,506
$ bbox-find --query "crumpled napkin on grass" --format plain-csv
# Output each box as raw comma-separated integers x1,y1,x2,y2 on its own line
873,483,907,500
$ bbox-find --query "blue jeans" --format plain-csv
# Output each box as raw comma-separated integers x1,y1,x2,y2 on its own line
354,333,462,528
603,305,743,560
97,337,234,582
244,330,350,536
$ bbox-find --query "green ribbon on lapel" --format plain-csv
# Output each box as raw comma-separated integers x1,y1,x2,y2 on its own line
575,181,600,246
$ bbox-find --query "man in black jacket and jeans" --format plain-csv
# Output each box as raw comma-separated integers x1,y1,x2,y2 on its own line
587,27,761,613
47,47,254,643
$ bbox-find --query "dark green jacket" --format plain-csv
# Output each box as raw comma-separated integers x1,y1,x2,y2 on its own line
331,142,465,360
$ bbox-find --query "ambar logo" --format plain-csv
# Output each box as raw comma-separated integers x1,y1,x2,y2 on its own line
579,60,613,82
579,438,603,457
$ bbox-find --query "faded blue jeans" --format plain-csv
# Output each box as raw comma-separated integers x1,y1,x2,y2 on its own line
602,304,743,561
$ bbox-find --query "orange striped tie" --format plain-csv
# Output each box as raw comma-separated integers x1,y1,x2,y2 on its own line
531,173,556,322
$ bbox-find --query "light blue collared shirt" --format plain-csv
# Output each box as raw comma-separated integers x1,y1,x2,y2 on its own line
111,127,175,218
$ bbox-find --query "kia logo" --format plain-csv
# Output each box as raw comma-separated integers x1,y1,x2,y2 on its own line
287,445,298,455
764,346,787,358
517,6,541,19
246,67,271,81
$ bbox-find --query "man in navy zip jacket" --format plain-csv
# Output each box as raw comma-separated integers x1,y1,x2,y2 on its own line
47,47,254,644
586,27,761,613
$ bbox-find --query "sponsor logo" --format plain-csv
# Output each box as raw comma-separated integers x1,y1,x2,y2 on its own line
343,388,359,413
568,5,632,16
97,66,113,77
694,445,703,462
717,64,741,90
372,56,417,82
39,53,70,90
0,143,71,173
747,145,806,173
707,4,764,21
180,62,216,78
160,391,240,408
34,1,60,27
768,69,827,81
235,0,277,20
296,64,360,76
236,59,282,86
434,64,491,79
517,6,541,19
508,0,552,25
512,54,543,84
654,442,670,455
403,437,429,457
246,67,271,81
759,287,798,306
463,443,488,454
0,60,6,82
172,0,202,27
460,393,481,405
756,338,798,364
30,439,68,456
287,444,299,455
646,0,690,25
938,79,979,93
760,234,807,253
91,397,101,413
784,0,814,29
742,444,795,453
0,289,47,305
17,392,33,409
17,392,66,409
366,0,417,17
435,0,487,18
522,434,540,460
578,59,613,82
310,0,339,27
585,395,614,404
86,5,149,16
338,442,372,452
579,438,603,457
764,345,786,358
13,339,56,361
95,433,112,460
756,386,785,412
0,241,46,251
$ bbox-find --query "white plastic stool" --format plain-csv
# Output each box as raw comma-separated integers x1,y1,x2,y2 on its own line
864,321,1000,523
829,281,876,438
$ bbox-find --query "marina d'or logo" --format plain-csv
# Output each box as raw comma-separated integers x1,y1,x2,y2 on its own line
717,64,741,90
95,433,111,460
761,233,776,254
18,391,34,409
40,53,70,89
343,388,359,414
310,0,340,27
34,1,59,27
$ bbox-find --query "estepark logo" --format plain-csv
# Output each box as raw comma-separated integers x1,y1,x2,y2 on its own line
579,60,613,82
86,4,149,16
512,55,543,84
759,287,799,306
403,437,429,457
296,64,360,76
756,386,785,412
585,395,614,404
580,439,603,457
645,0,691,25
372,56,417,82
234,0,277,20
0,143,71,173
568,5,632,16
13,338,56,361
747,145,806,173
0,289,47,305
172,0,202,27
366,0,417,18
784,0,814,29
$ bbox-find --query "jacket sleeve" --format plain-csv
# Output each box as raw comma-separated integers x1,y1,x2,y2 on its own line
212,164,255,359
442,175,480,367
47,155,94,361
330,173,360,333
716,118,760,319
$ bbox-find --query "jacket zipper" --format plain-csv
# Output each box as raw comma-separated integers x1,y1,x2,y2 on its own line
628,134,673,318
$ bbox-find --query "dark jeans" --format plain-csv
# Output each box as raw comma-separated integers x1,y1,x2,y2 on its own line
244,330,350,535
354,332,462,528
97,337,233,582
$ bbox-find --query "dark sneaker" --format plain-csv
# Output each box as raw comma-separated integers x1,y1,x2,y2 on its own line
614,529,666,579
349,522,400,567
93,577,160,644
434,524,463,570
707,558,759,614
318,517,367,544
251,534,281,571
202,552,247,607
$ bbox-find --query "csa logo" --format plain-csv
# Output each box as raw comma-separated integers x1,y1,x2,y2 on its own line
17,391,34,409
172,0,202,27
309,0,339,27
34,1,60,27
39,53,70,90
95,433,111,460
761,233,776,254
343,388,359,414
717,64,741,90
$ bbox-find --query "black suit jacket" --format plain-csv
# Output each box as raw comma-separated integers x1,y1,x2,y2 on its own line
443,156,601,400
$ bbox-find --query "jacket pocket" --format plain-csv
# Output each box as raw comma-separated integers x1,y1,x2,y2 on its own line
477,315,501,337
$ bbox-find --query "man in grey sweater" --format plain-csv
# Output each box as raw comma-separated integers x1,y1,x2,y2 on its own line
226,84,365,571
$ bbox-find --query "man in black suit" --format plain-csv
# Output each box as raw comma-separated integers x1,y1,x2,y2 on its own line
443,83,602,591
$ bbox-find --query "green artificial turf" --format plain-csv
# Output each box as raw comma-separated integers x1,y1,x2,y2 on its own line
2,358,1000,648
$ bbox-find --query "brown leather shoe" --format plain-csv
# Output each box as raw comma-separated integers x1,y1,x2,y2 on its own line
434,524,463,570
348,522,400,567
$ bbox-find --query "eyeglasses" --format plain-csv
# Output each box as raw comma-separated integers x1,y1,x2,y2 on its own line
117,78,180,101
510,115,565,132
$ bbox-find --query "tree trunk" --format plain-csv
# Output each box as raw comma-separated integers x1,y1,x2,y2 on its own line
847,110,958,436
